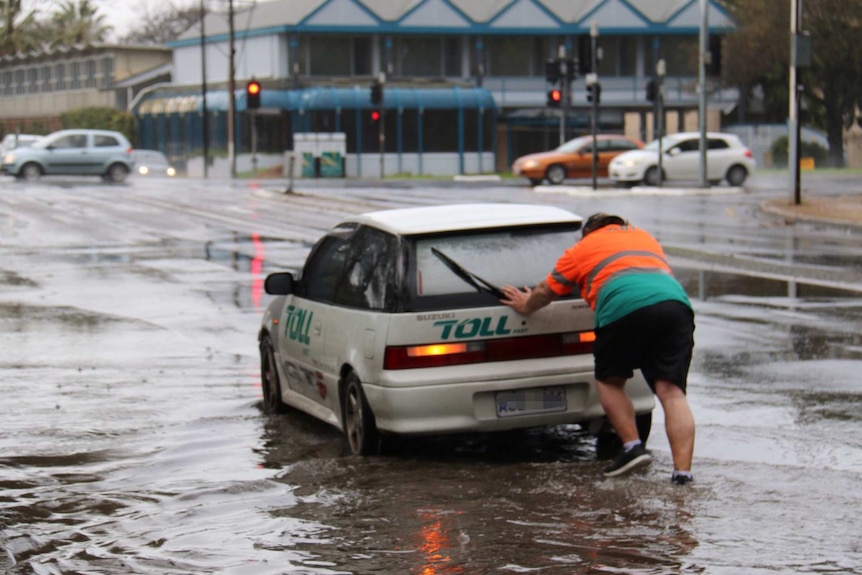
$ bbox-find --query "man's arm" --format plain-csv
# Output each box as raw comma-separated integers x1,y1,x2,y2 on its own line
500,280,558,315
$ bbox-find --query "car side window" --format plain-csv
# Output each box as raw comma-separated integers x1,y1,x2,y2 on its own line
334,227,399,311
53,134,87,149
673,139,699,153
707,138,730,150
94,135,120,147
300,235,352,303
611,139,637,151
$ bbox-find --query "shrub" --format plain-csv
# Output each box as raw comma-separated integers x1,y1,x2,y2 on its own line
59,107,136,145
770,135,828,168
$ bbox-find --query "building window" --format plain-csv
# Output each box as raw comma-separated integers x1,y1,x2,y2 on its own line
28,68,38,93
396,37,445,77
308,36,351,76
85,59,96,88
101,57,114,87
15,69,25,95
353,37,371,76
55,63,66,90
444,37,462,77
70,61,80,89
41,66,52,92
485,36,550,76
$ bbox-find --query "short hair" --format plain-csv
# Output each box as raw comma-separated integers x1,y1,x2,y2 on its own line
582,212,627,237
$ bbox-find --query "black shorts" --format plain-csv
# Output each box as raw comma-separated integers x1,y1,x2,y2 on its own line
593,300,695,393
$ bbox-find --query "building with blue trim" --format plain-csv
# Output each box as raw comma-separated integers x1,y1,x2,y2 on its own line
135,0,737,177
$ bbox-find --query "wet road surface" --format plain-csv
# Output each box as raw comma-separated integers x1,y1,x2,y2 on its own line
1,174,861,574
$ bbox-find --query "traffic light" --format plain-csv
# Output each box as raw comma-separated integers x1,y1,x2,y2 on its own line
544,59,560,84
564,58,577,83
546,88,562,108
645,79,657,103
586,83,601,104
578,35,592,75
370,109,381,124
370,81,383,106
246,80,261,110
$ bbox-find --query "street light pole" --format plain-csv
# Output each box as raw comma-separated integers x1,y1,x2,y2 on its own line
789,0,803,204
656,59,666,187
227,0,236,178
590,21,598,191
199,0,209,179
698,0,708,188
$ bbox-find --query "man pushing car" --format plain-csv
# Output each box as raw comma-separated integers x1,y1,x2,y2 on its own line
500,212,696,485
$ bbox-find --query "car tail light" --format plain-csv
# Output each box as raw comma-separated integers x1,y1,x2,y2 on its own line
744,149,753,158
383,331,594,370
127,147,134,155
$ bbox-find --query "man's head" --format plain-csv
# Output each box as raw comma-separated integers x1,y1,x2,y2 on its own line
581,212,628,237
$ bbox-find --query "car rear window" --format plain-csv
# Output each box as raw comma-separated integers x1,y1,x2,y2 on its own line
94,135,120,147
408,224,581,309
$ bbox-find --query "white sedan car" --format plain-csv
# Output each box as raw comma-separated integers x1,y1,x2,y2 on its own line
609,131,755,187
258,203,655,456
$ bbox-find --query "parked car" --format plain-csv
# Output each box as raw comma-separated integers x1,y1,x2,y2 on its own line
259,203,655,456
609,131,755,187
132,149,176,177
512,134,644,185
1,129,134,182
0,133,42,157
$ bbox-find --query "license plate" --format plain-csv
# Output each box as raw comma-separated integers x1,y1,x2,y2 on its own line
496,386,566,418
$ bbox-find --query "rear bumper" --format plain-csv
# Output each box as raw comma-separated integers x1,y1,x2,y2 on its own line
364,357,654,435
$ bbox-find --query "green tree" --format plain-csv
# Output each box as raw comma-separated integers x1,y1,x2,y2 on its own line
121,0,207,45
722,0,862,166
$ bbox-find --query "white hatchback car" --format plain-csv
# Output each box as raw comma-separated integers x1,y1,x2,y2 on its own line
609,131,755,187
258,203,655,456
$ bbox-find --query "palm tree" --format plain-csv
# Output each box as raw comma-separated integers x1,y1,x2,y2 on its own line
51,0,111,45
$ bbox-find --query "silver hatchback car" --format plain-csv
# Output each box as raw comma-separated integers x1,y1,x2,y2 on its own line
1,129,135,182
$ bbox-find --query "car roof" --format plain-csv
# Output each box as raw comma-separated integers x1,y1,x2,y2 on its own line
346,203,583,236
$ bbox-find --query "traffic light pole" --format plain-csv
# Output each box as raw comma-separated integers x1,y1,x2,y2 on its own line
377,73,385,179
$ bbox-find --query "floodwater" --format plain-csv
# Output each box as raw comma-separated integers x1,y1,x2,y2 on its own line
2,178,861,574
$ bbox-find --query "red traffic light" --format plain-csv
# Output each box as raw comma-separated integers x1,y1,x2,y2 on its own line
370,110,381,121
550,89,561,102
246,80,261,109
546,88,562,108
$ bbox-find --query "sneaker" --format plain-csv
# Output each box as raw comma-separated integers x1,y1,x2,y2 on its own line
602,444,651,477
671,474,693,486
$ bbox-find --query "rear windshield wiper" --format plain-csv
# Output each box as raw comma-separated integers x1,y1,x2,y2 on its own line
430,247,505,299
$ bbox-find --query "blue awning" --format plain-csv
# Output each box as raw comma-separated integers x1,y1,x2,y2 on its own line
135,86,497,115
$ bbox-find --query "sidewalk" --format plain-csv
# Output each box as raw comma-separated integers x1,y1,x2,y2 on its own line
761,194,862,227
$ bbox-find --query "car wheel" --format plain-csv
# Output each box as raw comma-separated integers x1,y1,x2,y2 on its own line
594,412,653,461
545,164,566,185
106,163,129,183
528,178,543,186
259,335,288,414
20,162,42,181
642,166,662,186
342,371,380,455
726,165,748,186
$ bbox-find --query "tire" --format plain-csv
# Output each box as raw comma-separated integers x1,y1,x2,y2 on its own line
594,412,653,461
342,371,380,455
20,162,42,181
106,163,129,183
259,335,288,414
642,166,662,186
545,164,566,185
726,165,748,186
528,178,543,186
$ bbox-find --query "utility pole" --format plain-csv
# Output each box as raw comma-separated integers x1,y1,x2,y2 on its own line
227,0,236,178
698,0,708,188
199,0,209,179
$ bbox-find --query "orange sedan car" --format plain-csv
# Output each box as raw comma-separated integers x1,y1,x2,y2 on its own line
512,134,644,185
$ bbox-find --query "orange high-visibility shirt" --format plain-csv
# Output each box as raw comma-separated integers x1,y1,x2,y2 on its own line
545,224,674,310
